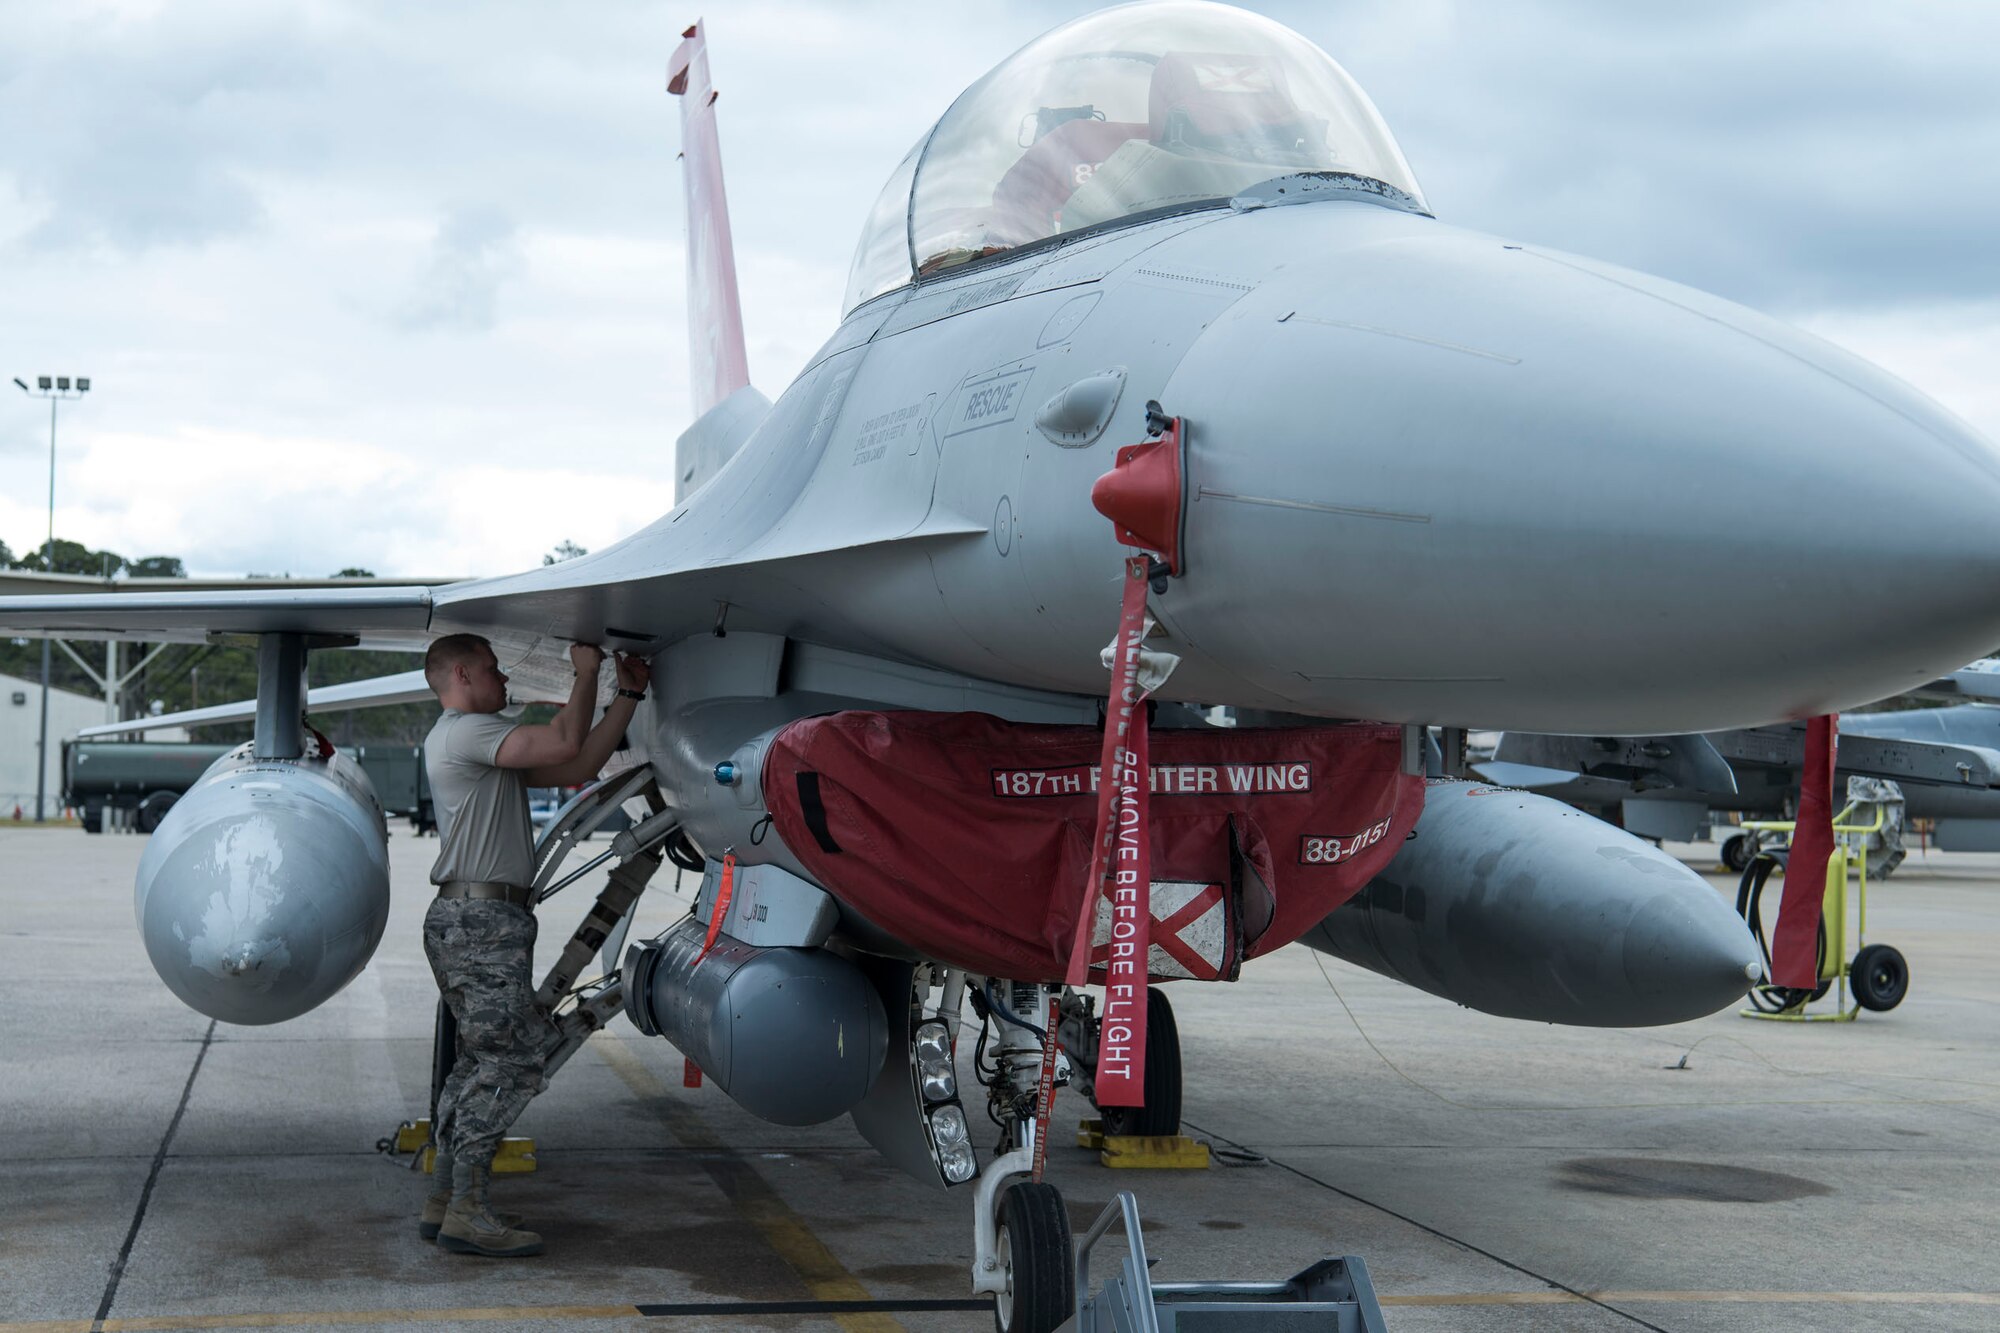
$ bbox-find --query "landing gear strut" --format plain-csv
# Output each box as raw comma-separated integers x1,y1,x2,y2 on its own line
968,979,1075,1333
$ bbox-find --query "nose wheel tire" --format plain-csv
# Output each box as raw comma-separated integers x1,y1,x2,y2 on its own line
1851,943,1909,1011
1098,985,1182,1138
993,1181,1073,1333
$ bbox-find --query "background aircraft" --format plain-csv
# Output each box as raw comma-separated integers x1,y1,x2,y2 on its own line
1915,658,2000,703
6,5,2000,1327
1479,682,2000,871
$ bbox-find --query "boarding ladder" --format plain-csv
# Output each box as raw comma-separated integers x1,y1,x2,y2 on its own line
1062,1193,1388,1332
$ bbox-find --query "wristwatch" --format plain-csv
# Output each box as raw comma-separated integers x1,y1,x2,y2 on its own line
616,687,646,702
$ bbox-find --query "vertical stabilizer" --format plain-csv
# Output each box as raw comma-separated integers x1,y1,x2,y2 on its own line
668,21,752,418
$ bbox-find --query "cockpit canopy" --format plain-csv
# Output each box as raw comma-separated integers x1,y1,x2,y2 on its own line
843,1,1426,313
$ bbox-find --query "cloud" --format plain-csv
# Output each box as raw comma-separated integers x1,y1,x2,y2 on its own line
1328,0,2000,311
394,204,523,332
0,3,328,251
0,424,673,578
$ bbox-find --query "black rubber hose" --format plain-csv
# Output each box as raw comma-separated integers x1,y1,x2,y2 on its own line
1737,852,1827,1012
662,827,707,873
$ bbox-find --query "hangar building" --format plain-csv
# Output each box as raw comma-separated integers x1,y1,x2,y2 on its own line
0,671,108,818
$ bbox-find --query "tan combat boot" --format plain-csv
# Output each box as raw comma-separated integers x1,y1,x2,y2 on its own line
420,1150,523,1241
437,1162,543,1258
418,1150,454,1240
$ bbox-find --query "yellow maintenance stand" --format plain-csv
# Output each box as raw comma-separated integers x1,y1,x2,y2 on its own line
382,1118,538,1174
1734,800,1909,1021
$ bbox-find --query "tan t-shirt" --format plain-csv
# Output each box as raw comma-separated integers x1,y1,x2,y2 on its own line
425,709,536,888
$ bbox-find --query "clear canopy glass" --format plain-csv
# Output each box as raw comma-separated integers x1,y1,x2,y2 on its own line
843,1,1425,313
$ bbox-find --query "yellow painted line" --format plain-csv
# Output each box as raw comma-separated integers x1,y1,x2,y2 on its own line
593,1033,906,1333
1381,1292,1581,1306
1379,1290,2000,1308
1598,1291,2000,1305
3,1289,1993,1331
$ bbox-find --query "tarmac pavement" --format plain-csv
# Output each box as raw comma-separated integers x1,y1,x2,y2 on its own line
1,823,1996,1332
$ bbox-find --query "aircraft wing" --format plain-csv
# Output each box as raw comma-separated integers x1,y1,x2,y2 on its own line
1488,732,1739,795
1913,658,2000,702
0,586,435,649
78,669,436,738
1712,723,2000,789
0,502,990,689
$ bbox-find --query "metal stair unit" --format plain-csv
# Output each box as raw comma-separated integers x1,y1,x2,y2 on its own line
1067,1192,1388,1332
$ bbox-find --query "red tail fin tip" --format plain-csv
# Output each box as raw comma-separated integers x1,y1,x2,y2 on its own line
667,20,751,418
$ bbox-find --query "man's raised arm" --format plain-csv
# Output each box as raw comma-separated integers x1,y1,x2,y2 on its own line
494,643,604,772
520,653,651,789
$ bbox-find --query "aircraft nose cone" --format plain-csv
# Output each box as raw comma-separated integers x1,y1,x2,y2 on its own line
1541,246,2000,719
1620,280,2000,722
1161,207,2000,730
1794,378,2000,677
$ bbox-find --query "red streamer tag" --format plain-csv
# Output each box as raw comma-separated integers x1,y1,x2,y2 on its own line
1068,556,1155,1107
697,851,736,963
1031,994,1060,1183
683,1057,704,1088
1774,715,1838,989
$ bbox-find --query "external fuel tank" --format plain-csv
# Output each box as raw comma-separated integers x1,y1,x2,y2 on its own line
1303,780,1761,1026
135,745,391,1026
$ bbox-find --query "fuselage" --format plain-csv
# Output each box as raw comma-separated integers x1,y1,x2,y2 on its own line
550,191,2000,736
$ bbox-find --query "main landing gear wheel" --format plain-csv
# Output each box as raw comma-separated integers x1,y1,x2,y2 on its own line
1099,986,1182,1138
993,1181,1073,1333
1721,834,1751,874
1851,943,1909,1012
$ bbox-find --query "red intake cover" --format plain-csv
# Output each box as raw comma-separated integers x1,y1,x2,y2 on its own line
762,711,1422,982
1091,418,1185,574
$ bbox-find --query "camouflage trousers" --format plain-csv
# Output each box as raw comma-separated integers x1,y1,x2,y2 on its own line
423,897,559,1172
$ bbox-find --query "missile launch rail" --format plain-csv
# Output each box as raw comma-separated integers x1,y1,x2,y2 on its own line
1064,1192,1387,1332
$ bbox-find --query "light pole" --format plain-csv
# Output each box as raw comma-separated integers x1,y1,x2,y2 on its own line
12,374,91,823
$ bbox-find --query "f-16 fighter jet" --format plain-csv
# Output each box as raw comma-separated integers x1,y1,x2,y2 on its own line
8,5,2000,1326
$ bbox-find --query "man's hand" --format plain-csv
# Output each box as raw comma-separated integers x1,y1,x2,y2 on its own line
569,642,605,677
615,654,651,694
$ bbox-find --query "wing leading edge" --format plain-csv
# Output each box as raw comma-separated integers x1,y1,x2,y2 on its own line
0,586,436,648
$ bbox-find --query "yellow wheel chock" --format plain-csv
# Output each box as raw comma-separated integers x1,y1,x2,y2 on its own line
386,1117,538,1174
1077,1118,1211,1168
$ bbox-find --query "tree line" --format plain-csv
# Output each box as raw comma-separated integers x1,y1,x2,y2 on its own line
4,536,593,745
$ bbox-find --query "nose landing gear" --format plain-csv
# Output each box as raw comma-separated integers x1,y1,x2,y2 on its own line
993,1179,1073,1333
968,979,1076,1333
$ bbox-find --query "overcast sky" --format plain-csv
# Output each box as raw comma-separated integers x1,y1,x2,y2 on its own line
4,0,1998,578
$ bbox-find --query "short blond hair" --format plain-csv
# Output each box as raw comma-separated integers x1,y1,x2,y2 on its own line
423,633,491,694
